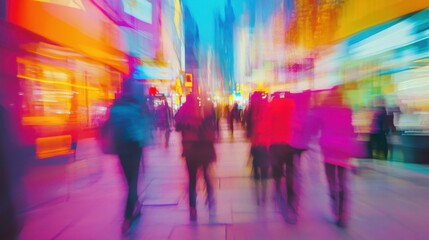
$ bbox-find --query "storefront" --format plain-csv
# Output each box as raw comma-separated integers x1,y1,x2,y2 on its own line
3,0,129,160
340,8,429,162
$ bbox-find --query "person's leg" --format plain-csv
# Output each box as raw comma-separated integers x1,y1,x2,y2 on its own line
164,127,171,148
229,117,234,135
129,145,143,214
270,145,284,210
186,157,198,220
252,146,265,204
285,150,295,210
380,132,388,160
369,133,376,159
324,162,337,218
202,163,215,209
284,146,298,223
251,147,260,180
336,165,348,227
260,147,269,203
118,142,142,234
290,149,303,214
374,132,386,159
324,162,336,199
270,150,282,194
119,143,142,220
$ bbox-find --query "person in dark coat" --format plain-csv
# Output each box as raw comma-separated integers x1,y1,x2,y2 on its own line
156,101,173,148
108,80,149,234
175,94,216,221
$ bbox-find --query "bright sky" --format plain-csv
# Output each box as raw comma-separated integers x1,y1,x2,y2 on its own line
182,0,244,47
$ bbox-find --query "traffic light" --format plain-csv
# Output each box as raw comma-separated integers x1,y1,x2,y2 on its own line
185,73,193,87
149,86,158,96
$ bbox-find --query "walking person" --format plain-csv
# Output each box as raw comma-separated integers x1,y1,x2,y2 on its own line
175,94,216,221
215,103,223,137
156,100,173,148
290,91,314,166
268,92,297,224
229,103,239,137
107,79,150,234
315,87,361,228
247,92,270,204
372,100,393,160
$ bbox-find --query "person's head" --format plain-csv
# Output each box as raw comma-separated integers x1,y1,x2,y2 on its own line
186,93,197,105
120,79,146,104
323,86,344,106
121,79,135,98
126,56,138,79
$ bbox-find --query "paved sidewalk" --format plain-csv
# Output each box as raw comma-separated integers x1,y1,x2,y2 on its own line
19,128,429,240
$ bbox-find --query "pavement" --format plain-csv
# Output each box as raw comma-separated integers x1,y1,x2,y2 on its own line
18,121,429,240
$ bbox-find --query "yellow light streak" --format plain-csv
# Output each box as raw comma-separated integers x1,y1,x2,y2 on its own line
17,74,99,91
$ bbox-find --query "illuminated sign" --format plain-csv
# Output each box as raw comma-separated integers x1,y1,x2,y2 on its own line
123,0,152,24
149,86,158,96
174,0,182,38
175,77,182,95
133,65,173,80
185,73,192,87
9,0,128,72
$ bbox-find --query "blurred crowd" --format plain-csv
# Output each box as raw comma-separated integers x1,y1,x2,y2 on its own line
171,85,386,228
0,79,402,237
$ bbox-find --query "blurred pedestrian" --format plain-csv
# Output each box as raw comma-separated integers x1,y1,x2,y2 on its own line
156,100,173,148
315,87,361,228
215,103,223,135
229,103,239,136
290,91,314,162
108,79,150,234
247,92,270,204
175,94,216,221
268,92,297,224
369,98,393,160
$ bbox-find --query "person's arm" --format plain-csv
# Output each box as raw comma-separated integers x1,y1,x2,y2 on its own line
174,107,184,131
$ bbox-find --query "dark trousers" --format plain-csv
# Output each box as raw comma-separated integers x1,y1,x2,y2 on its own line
324,163,347,219
251,146,269,180
229,117,234,134
186,158,213,208
369,132,388,159
270,144,297,210
117,141,142,220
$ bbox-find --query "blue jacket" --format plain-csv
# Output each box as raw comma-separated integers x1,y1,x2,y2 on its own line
109,97,150,147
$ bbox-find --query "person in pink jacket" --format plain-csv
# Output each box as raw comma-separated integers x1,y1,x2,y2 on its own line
268,91,297,224
315,87,361,228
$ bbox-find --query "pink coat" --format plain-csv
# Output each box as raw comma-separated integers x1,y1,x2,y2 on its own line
317,105,357,168
268,96,295,145
250,100,271,147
